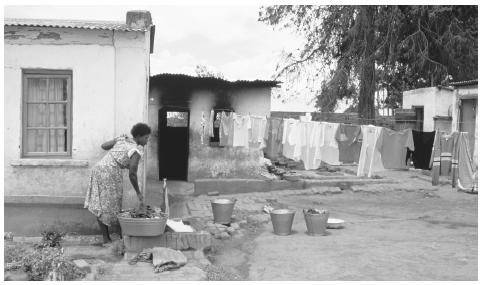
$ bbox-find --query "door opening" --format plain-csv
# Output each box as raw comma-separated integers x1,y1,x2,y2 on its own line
158,108,190,181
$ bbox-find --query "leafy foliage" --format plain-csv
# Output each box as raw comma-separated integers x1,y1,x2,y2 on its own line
22,247,85,281
34,229,66,249
259,5,477,116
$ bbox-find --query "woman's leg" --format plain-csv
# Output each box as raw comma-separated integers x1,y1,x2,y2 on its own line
97,218,112,243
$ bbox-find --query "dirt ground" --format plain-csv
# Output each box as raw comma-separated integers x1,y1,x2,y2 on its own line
208,184,478,281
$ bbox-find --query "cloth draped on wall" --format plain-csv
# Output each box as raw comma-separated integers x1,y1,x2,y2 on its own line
357,125,385,177
407,130,436,170
335,124,362,164
379,128,414,170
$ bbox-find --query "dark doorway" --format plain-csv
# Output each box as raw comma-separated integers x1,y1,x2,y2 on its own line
158,108,190,181
414,106,424,131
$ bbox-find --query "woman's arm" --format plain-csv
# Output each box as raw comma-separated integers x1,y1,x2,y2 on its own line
128,152,143,204
101,139,117,150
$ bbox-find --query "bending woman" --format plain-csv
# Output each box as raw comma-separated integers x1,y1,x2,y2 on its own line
84,123,151,244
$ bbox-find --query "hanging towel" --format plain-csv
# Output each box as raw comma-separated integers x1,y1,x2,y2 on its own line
282,119,299,160
408,130,436,170
454,132,478,191
357,125,385,177
318,122,340,165
265,118,283,159
379,128,415,169
208,109,215,138
335,124,362,164
233,114,251,148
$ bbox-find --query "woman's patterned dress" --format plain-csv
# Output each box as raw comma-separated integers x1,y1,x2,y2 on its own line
84,137,143,226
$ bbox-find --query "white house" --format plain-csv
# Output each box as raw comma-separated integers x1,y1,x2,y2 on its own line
402,80,478,156
4,11,155,235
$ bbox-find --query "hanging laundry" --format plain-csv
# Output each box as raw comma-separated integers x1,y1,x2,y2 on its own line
232,114,251,148
208,109,215,138
282,119,299,160
249,116,268,149
200,111,206,145
293,120,307,162
317,122,341,165
357,125,385,177
335,124,362,164
219,112,234,147
454,132,478,192
407,130,435,170
431,132,459,186
379,128,414,169
300,121,322,170
265,117,284,159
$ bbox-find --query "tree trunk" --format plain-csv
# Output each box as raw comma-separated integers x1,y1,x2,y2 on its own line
358,6,376,124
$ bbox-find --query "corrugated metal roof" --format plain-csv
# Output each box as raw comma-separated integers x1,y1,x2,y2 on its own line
449,79,478,87
4,18,149,32
150,73,281,89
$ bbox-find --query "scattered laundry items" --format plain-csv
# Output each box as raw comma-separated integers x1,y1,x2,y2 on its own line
128,247,188,273
379,128,414,169
407,130,436,170
357,125,385,177
335,124,362,164
119,206,167,219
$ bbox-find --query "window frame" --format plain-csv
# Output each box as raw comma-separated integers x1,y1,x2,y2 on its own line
21,69,73,158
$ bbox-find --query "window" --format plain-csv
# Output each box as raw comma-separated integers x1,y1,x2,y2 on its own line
166,111,189,127
22,70,72,157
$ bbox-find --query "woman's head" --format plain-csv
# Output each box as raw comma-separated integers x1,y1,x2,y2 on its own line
131,123,151,146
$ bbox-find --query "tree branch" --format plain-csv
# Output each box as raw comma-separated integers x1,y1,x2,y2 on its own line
273,48,319,79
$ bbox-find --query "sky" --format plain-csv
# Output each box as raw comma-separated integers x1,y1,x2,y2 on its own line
5,5,318,112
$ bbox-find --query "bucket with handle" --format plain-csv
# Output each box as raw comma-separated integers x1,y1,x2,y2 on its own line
211,198,236,224
270,209,296,235
303,208,329,236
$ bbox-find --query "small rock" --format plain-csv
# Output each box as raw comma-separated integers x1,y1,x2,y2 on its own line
73,259,91,273
213,233,222,239
230,223,240,230
226,227,236,235
220,232,230,240
239,220,248,227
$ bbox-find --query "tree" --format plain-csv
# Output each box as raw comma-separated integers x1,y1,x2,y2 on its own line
259,5,477,119
195,64,225,79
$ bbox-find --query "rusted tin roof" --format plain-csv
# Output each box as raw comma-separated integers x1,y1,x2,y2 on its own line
150,73,281,89
4,18,149,32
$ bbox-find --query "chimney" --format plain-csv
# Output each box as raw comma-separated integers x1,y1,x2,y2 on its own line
126,10,152,29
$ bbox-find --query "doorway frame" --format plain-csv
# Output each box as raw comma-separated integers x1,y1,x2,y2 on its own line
158,106,190,181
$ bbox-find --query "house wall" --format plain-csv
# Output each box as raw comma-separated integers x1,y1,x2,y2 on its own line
4,25,151,235
402,87,454,132
147,87,271,182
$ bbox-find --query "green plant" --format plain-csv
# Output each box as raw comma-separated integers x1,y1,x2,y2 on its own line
34,229,66,249
22,247,85,281
4,244,33,271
